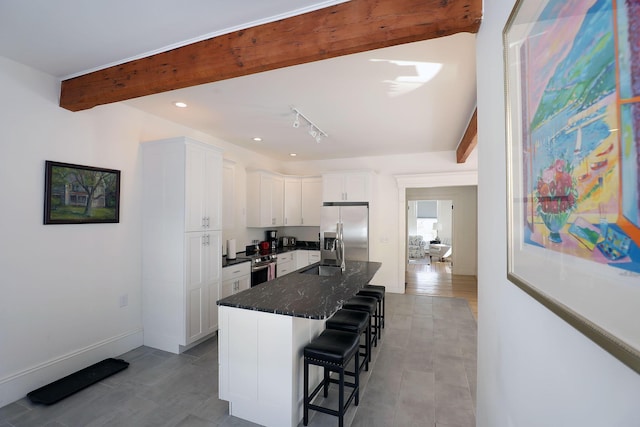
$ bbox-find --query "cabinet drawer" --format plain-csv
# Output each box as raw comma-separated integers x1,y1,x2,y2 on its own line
277,252,294,264
222,262,250,280
308,251,321,264
277,261,294,277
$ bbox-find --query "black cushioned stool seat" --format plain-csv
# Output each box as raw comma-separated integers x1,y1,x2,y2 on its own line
342,295,379,347
304,329,360,427
357,285,386,339
326,309,372,372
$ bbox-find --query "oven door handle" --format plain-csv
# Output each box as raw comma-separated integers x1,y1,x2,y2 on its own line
252,264,270,272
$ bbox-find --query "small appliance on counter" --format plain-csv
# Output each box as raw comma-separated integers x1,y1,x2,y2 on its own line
280,236,297,247
266,230,278,251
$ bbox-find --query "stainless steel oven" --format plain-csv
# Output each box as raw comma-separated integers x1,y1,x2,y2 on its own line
250,253,277,287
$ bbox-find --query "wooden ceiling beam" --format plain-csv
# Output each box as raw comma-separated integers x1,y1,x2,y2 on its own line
60,0,482,111
456,108,477,164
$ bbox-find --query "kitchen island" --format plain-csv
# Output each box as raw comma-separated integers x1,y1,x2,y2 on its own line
217,260,381,427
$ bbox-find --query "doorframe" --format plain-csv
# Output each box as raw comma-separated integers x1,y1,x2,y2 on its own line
395,171,477,294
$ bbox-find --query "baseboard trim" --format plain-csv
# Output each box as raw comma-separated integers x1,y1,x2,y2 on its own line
0,328,143,407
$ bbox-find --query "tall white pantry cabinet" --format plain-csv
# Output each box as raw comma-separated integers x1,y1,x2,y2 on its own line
142,137,223,354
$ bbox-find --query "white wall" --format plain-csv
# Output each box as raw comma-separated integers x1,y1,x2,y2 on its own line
476,1,640,426
0,55,278,406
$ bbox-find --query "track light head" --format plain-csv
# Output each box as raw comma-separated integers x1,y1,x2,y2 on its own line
291,107,327,143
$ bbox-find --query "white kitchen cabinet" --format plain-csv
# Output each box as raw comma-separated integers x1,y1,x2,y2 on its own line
221,262,251,299
222,159,235,230
185,143,222,232
247,171,284,227
284,176,322,226
284,177,302,226
185,231,221,343
308,250,321,265
295,250,321,270
301,177,322,226
277,251,296,277
142,136,223,354
322,172,373,202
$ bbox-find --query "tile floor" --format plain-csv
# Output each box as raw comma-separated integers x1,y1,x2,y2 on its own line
0,294,477,427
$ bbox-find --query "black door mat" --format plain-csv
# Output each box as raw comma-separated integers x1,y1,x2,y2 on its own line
27,358,129,405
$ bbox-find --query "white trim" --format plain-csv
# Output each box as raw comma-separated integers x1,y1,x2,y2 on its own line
0,328,143,407
395,171,478,294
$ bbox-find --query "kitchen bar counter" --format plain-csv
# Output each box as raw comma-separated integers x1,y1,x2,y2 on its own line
218,260,381,427
217,260,381,319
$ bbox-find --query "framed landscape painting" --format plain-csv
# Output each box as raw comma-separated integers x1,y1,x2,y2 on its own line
504,0,640,372
44,161,121,224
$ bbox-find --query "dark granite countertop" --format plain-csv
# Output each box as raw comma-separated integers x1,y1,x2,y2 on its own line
222,256,251,268
217,260,381,320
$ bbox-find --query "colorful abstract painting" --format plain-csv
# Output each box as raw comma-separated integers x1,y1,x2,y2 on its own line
520,0,640,273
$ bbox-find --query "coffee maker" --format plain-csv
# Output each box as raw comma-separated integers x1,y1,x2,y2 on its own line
266,230,278,251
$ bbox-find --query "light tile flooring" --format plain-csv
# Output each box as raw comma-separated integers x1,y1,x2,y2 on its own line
0,294,476,427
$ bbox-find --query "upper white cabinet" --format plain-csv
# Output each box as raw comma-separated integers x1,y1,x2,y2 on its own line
247,171,284,227
142,137,223,354
301,177,322,226
284,176,322,226
222,160,235,230
284,177,302,226
322,172,373,202
185,143,222,232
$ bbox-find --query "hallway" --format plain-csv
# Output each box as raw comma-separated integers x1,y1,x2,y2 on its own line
406,260,478,319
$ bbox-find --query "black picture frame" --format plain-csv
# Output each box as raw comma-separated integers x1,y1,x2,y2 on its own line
44,161,121,224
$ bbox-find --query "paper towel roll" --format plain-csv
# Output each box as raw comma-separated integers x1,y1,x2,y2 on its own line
227,239,236,259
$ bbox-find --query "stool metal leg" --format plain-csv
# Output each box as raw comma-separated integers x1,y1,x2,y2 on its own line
304,359,309,426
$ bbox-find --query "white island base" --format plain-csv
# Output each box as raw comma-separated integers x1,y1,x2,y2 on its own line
218,306,326,427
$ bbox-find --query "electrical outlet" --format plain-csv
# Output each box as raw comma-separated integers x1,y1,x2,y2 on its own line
119,294,128,308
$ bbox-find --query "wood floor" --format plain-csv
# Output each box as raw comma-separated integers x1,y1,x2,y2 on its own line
405,258,478,319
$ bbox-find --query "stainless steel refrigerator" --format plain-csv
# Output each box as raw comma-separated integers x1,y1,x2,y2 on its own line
320,202,369,264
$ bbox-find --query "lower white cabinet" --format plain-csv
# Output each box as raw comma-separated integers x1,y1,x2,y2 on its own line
221,262,251,299
308,250,321,265
277,251,296,277
185,231,222,345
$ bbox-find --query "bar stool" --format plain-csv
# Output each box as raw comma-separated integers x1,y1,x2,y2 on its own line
357,285,386,338
342,295,379,347
325,308,371,372
303,329,360,427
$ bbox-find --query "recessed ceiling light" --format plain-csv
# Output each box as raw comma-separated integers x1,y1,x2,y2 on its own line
253,137,263,142
289,153,297,157
174,102,188,108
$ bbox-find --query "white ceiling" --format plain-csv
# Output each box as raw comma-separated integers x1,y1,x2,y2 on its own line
0,0,477,162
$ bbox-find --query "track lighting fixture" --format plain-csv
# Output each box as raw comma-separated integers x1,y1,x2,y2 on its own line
291,107,327,143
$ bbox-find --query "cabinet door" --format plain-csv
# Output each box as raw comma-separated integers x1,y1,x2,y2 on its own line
185,146,208,232
237,275,250,292
221,278,235,299
295,250,308,270
284,178,302,226
271,175,284,226
322,174,345,202
344,173,370,202
185,232,207,343
301,177,322,226
308,250,321,265
277,261,293,277
206,231,221,334
222,160,235,230
205,149,222,231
